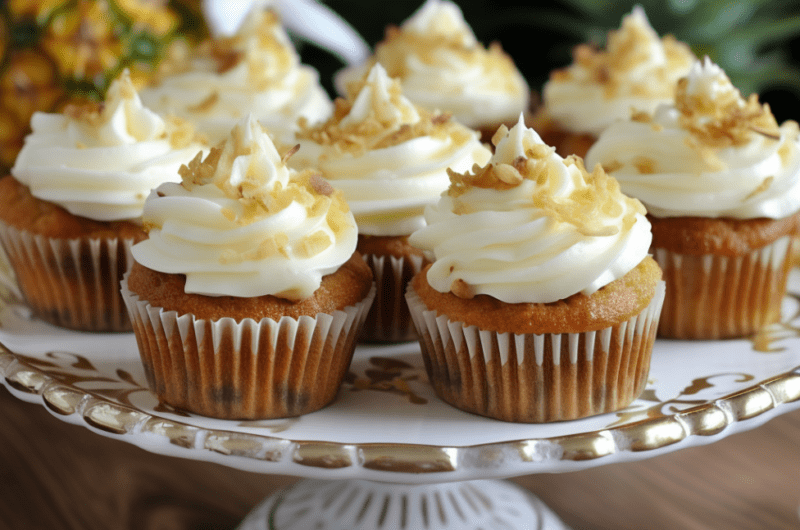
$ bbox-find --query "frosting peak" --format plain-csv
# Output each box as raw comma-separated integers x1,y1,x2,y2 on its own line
133,116,357,300
450,116,645,236
340,63,421,128
334,0,529,129
293,63,492,236
65,72,168,147
675,57,780,149
543,6,695,135
402,0,477,47
139,7,332,144
12,70,203,222
410,116,652,303
605,6,666,74
585,59,800,219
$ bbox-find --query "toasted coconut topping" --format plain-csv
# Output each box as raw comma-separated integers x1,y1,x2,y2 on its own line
675,73,780,149
178,119,350,251
152,9,296,90
64,102,105,127
551,7,694,100
186,91,219,113
164,115,197,149
447,131,645,237
370,26,521,94
298,71,472,156
744,176,774,201
64,71,199,148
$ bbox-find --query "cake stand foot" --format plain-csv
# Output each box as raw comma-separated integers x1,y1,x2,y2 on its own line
237,478,571,530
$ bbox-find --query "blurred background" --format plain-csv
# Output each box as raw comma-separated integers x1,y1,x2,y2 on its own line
309,0,800,122
1,0,799,172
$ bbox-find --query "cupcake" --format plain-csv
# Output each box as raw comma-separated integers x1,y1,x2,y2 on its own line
0,70,204,331
334,0,530,141
139,6,332,146
291,63,491,342
121,115,375,419
531,6,695,159
585,58,800,339
406,115,664,423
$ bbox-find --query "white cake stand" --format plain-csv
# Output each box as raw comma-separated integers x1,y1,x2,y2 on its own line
2,277,800,529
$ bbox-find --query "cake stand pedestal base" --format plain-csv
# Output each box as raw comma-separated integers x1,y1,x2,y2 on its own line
237,478,571,530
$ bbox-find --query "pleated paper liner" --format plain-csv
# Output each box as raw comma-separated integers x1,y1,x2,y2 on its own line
360,253,426,342
654,235,793,339
121,276,376,419
0,221,135,332
406,281,665,423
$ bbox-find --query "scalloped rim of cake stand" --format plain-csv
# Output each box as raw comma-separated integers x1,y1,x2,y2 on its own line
3,340,800,485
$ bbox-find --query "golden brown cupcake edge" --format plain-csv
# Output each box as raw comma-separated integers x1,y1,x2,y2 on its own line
126,252,373,322
0,174,145,240
411,256,662,335
649,213,800,257
356,234,426,260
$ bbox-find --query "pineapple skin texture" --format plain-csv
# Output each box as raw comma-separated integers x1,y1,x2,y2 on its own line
0,0,205,171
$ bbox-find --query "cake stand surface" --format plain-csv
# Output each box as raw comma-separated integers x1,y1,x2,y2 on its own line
3,273,800,529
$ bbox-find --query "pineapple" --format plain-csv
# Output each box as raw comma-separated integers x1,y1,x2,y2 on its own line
0,0,206,172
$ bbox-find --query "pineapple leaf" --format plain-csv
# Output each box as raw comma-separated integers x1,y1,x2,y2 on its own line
475,9,591,40
676,1,759,41
729,62,800,98
547,0,612,19
727,16,800,48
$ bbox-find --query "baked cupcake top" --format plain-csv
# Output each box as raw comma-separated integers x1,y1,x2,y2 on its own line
334,0,529,130
11,70,202,223
542,6,695,136
139,7,332,145
585,58,800,219
291,63,491,236
409,115,652,304
131,115,357,300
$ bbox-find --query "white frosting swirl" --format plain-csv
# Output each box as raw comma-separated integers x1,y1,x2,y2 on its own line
410,115,652,303
132,115,358,300
334,0,529,129
12,71,203,222
292,63,492,236
585,58,800,219
139,8,332,145
542,6,695,136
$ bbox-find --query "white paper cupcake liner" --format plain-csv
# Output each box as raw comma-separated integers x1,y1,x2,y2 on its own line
121,275,376,419
361,252,426,343
653,236,793,339
406,281,665,423
0,220,135,331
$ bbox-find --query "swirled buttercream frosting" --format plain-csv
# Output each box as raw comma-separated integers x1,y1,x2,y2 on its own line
132,115,358,300
12,70,202,222
585,58,800,219
542,6,695,136
334,0,529,130
139,8,332,145
409,115,652,304
292,63,492,236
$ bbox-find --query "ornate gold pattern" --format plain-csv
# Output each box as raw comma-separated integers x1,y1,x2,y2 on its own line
2,280,800,475
609,372,756,428
751,293,800,352
345,356,428,405
2,336,800,475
